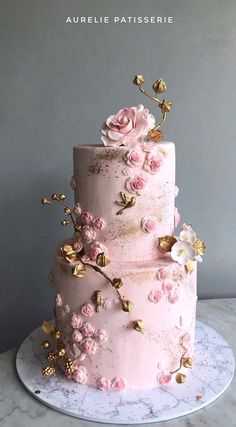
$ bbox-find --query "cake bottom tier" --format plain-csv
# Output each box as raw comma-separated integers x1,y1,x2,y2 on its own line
52,250,197,390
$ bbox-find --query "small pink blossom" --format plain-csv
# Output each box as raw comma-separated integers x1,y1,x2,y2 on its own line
96,329,108,343
102,300,111,310
81,211,93,225
141,216,158,233
81,322,95,338
111,377,126,391
174,207,181,227
96,377,112,391
55,293,62,306
73,202,82,216
101,105,155,147
70,176,76,191
80,337,97,355
92,217,106,231
89,241,107,261
168,291,179,304
148,289,163,303
143,151,163,174
72,237,83,253
72,330,83,343
125,174,147,196
124,149,144,167
141,140,157,153
81,225,96,243
70,313,83,329
81,303,94,317
158,372,172,386
72,365,87,384
162,280,174,294
156,267,170,280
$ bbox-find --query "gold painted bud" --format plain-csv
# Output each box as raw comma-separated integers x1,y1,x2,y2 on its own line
74,224,82,232
57,348,66,357
175,373,186,384
133,320,144,332
73,263,86,278
182,357,193,369
61,220,71,226
92,290,102,312
112,278,123,289
51,193,60,201
41,340,50,349
185,261,194,273
53,330,61,340
61,244,77,263
47,352,57,362
148,129,163,143
133,74,144,86
42,320,54,336
193,239,206,256
152,78,167,93
159,100,172,113
96,252,110,267
64,207,72,215
121,299,134,312
59,194,66,201
41,198,51,205
42,365,56,376
158,236,177,252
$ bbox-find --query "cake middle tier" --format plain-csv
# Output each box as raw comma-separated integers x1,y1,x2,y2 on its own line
73,142,176,262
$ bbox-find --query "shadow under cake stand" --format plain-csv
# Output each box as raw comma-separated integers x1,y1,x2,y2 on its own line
16,321,234,424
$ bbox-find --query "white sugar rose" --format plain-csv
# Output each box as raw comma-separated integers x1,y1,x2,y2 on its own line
101,105,155,147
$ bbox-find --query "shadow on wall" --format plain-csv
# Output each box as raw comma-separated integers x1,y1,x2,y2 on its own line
0,173,72,353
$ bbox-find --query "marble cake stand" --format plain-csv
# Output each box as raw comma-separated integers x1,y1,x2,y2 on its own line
16,321,234,424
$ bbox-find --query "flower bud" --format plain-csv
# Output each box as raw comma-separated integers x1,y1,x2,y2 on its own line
152,78,167,93
133,320,144,332
133,74,144,86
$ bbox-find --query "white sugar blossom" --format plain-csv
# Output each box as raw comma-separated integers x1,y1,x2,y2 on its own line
171,241,196,265
179,224,197,244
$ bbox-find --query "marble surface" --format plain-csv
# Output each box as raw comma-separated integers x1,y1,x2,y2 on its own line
0,299,236,426
15,320,234,424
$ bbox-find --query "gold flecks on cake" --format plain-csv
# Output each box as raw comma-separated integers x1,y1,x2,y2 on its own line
42,365,56,376
175,373,186,384
96,149,124,161
111,220,140,239
133,320,144,333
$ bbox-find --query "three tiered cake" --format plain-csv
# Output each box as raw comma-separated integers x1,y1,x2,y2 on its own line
41,74,205,391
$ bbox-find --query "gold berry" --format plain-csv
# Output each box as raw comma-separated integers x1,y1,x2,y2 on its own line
53,330,61,340
47,352,57,362
41,340,50,349
42,365,56,376
57,348,66,357
175,373,186,384
59,194,66,200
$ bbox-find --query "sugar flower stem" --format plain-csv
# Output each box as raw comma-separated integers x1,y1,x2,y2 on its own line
170,340,188,375
138,85,167,130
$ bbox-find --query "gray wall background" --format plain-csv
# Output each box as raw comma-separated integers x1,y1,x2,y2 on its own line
1,0,236,352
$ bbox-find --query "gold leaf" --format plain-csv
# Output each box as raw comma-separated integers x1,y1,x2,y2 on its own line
112,278,123,289
61,244,77,263
73,263,86,278
193,239,206,256
152,79,167,93
182,357,193,368
148,129,163,142
133,74,144,86
159,236,177,252
42,320,54,336
133,320,144,332
185,261,195,273
175,373,186,384
159,100,172,113
121,299,134,312
96,252,110,267
121,192,128,204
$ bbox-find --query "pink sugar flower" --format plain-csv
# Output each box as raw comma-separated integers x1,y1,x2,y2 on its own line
158,372,172,386
81,211,93,225
92,217,106,231
72,365,87,384
143,151,163,174
81,303,94,317
168,291,179,304
156,267,170,281
80,337,97,355
125,174,147,196
101,105,155,147
141,216,158,233
96,377,112,391
81,225,96,243
162,280,174,294
148,289,163,303
96,329,108,343
72,330,83,343
55,293,62,307
73,202,82,216
124,149,144,167
81,322,95,338
70,313,83,329
72,237,83,253
111,377,126,391
89,241,107,261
